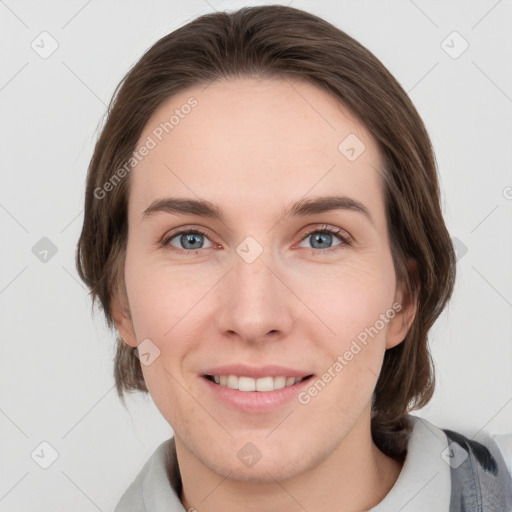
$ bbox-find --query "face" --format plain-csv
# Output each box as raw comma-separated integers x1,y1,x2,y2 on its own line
113,77,413,483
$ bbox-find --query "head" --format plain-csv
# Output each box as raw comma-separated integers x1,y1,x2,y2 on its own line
76,4,455,474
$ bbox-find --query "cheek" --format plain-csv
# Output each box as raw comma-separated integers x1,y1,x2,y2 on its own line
124,247,205,340
292,255,397,337
294,265,396,418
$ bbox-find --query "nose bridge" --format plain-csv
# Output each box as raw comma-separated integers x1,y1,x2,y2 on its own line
216,236,290,340
232,238,277,308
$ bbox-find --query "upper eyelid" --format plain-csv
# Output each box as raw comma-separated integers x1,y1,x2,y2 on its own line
162,225,215,243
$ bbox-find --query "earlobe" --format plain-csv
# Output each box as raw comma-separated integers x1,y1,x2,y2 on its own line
111,291,138,348
386,258,419,349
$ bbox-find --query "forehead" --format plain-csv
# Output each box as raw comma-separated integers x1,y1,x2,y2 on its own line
128,77,384,222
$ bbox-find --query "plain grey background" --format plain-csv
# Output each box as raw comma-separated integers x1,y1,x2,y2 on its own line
1,0,511,510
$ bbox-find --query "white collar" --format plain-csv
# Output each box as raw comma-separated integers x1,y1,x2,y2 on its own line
368,415,450,511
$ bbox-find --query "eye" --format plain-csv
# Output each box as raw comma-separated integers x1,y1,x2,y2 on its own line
160,224,351,255
162,229,215,253
297,225,351,252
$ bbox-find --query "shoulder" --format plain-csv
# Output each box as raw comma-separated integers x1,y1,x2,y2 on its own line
440,425,512,512
378,415,512,512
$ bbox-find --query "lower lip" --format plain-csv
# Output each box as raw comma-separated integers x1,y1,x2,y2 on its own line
202,376,314,413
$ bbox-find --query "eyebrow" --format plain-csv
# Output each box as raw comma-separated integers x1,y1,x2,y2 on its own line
142,195,373,225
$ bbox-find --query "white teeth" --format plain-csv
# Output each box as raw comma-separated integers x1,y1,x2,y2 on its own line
226,375,238,389
285,376,296,386
256,376,274,391
238,376,256,391
273,376,286,389
212,374,305,392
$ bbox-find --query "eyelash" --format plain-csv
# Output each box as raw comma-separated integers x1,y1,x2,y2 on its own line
160,224,352,256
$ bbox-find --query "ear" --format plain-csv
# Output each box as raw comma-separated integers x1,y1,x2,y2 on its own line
386,258,419,349
111,287,138,348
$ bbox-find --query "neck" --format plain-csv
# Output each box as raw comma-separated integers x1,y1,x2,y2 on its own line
174,413,403,512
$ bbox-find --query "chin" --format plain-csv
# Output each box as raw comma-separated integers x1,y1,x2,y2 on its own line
197,435,323,484
207,451,314,484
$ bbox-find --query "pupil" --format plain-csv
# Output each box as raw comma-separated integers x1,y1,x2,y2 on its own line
312,232,331,249
183,233,202,249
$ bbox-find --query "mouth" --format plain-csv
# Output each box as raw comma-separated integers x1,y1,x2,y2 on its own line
203,374,314,392
200,364,315,412
202,371,315,413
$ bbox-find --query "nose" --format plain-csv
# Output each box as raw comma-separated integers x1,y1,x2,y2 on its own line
214,244,294,345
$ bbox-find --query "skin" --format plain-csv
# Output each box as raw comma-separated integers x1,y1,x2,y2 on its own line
112,77,417,512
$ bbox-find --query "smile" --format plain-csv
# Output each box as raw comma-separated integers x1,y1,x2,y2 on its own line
205,375,312,392
202,372,314,412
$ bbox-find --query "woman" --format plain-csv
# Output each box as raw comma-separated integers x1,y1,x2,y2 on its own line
76,5,512,511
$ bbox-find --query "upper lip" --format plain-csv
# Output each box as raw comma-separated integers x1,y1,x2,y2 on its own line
202,364,313,379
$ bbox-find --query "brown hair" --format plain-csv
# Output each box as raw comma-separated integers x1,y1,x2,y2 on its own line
76,5,456,461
